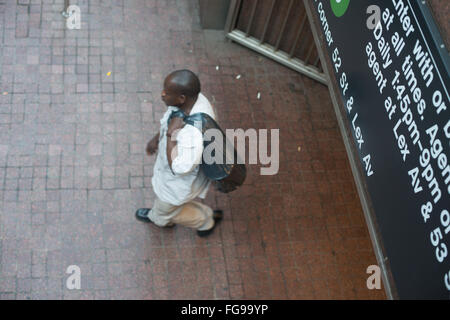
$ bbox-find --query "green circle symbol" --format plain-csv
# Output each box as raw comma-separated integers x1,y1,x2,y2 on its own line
331,0,350,17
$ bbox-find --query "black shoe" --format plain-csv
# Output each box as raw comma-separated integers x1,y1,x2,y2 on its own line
135,208,175,228
135,208,152,222
197,210,224,238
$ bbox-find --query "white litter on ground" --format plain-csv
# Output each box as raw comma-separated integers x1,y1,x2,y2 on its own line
216,66,220,71
236,75,241,79
257,92,261,100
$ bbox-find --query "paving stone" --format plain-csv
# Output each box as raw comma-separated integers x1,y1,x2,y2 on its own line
0,0,385,300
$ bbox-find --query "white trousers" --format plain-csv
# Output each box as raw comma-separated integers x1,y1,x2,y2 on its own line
148,197,215,231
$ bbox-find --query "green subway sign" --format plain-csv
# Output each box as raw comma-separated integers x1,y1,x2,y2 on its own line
330,0,350,17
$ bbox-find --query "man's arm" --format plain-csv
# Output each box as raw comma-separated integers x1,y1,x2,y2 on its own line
166,117,186,170
170,127,203,175
166,135,177,168
146,133,160,156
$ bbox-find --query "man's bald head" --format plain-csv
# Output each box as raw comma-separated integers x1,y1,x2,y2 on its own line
165,70,201,98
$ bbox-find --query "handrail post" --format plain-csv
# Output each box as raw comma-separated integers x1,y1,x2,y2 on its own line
61,0,71,18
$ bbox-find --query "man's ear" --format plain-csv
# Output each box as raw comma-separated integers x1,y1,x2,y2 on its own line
179,95,187,104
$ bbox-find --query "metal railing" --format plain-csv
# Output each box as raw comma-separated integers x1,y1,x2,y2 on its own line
61,0,71,18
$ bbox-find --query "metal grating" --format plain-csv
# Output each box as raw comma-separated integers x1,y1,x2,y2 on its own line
225,0,327,84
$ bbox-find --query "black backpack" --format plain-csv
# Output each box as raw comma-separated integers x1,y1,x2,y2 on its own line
168,110,246,193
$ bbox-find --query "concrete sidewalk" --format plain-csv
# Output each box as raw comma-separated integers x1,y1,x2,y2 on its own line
0,0,385,299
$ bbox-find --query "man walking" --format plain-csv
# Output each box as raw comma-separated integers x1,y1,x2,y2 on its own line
135,70,223,237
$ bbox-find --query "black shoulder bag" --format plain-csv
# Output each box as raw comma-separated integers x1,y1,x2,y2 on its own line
168,110,246,193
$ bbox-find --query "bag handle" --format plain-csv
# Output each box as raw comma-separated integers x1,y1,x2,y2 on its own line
168,110,206,132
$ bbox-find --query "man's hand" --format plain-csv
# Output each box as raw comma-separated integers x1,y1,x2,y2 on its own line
167,117,185,138
146,133,160,156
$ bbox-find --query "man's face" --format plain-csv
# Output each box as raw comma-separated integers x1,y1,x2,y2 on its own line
161,77,184,107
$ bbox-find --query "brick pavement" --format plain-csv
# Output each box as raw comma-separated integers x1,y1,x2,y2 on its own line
0,0,386,299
